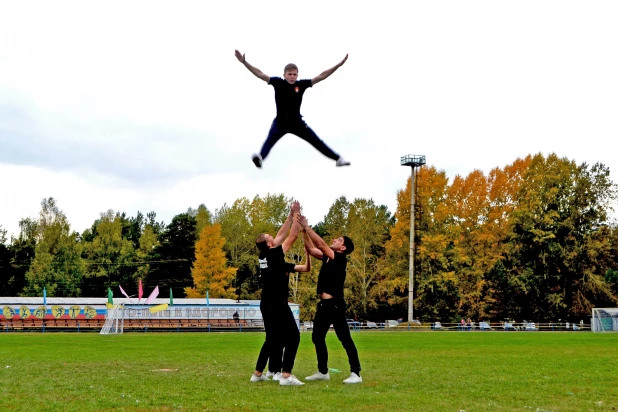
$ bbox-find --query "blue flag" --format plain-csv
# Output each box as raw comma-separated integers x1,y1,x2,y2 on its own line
43,287,47,306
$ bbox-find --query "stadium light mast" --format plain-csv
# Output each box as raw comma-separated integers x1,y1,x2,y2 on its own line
400,154,426,323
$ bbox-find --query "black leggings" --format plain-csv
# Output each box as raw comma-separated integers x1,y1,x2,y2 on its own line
259,119,340,161
312,299,361,375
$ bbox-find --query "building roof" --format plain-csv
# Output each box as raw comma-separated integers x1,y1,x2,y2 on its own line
0,297,246,305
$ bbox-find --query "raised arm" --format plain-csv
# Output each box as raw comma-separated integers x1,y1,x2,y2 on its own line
282,215,301,254
298,215,335,260
235,50,270,82
273,201,300,246
294,246,312,273
301,220,322,259
273,212,293,246
281,201,301,253
311,54,348,86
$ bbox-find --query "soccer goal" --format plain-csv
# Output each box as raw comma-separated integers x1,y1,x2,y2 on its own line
100,303,125,335
591,308,618,332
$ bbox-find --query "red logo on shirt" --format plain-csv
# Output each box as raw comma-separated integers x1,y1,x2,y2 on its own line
294,87,299,93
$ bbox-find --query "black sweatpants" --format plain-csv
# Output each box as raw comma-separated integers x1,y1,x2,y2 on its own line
259,118,340,162
312,299,361,375
255,302,300,374
255,302,278,373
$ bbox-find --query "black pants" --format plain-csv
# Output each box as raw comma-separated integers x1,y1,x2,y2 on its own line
259,118,340,161
255,302,277,373
255,302,300,374
312,299,361,375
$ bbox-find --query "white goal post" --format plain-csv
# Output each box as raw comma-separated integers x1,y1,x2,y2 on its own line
591,308,618,333
100,303,125,335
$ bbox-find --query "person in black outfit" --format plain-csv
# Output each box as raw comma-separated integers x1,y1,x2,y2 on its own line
297,215,362,384
234,49,351,169
250,201,310,386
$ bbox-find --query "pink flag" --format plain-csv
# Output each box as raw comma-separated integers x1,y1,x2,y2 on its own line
138,279,143,302
118,285,134,303
145,285,159,304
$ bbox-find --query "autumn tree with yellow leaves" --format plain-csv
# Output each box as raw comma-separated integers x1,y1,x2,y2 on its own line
185,223,237,299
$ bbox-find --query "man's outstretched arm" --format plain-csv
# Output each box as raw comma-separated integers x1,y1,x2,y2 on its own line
273,212,293,246
301,224,323,259
235,50,270,82
311,54,348,86
294,246,312,273
274,201,300,246
298,215,335,260
282,215,301,254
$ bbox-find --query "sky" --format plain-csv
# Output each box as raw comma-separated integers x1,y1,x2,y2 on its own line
1,1,617,240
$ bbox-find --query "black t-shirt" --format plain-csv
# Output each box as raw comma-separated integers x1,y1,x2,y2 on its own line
268,77,312,122
258,245,296,305
316,252,348,301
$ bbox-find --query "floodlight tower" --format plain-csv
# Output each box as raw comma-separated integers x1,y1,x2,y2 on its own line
400,154,426,323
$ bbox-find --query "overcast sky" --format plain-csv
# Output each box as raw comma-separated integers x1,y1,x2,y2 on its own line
1,1,617,239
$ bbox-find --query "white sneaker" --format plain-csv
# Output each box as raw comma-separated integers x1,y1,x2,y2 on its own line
250,373,268,382
272,372,282,381
336,157,350,167
343,372,362,384
252,153,263,168
279,375,305,386
305,371,330,381
265,371,275,379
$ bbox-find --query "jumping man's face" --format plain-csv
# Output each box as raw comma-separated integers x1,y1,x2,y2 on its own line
284,70,298,84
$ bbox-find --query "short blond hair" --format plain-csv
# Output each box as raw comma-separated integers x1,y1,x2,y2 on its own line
284,63,298,73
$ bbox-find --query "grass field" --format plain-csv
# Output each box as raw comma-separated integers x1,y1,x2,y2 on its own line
1,331,617,411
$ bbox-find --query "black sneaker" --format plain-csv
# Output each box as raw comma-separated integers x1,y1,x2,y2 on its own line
252,153,263,168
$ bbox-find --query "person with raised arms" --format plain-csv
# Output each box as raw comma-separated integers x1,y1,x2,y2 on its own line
297,214,362,384
250,200,310,386
235,50,351,169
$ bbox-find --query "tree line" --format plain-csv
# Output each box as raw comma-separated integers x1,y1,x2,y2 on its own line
1,153,617,323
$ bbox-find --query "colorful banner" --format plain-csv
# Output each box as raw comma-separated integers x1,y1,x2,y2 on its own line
1,305,105,320
1,302,300,323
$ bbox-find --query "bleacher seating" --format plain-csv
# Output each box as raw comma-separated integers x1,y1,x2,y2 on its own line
1,316,264,333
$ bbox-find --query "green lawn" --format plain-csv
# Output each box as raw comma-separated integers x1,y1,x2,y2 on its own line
1,331,617,411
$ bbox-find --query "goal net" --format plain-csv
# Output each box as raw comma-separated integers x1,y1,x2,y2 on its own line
591,308,618,333
100,303,125,335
